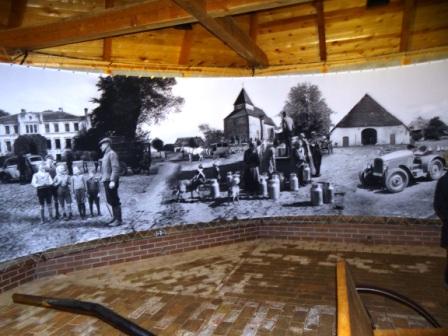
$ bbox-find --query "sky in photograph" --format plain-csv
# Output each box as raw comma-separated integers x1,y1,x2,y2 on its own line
1,60,447,143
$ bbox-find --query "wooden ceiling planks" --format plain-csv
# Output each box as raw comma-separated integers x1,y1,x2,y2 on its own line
0,0,447,76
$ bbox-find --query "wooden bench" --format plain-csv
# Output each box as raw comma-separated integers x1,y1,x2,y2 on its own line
336,259,448,336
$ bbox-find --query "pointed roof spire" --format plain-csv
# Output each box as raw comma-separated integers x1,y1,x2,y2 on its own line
233,88,254,106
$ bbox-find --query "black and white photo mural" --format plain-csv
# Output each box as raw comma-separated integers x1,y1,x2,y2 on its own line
0,60,447,262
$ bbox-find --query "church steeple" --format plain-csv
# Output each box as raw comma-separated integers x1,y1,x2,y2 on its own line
233,88,254,108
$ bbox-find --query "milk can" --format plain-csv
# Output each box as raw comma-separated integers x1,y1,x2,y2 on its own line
259,175,268,198
268,175,280,201
289,173,299,191
323,182,334,204
210,179,220,199
310,183,323,206
302,164,311,184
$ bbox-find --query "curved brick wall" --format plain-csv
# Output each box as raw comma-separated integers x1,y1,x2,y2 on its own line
0,216,442,294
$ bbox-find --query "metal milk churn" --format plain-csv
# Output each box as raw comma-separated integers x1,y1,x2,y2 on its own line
259,175,268,198
310,183,323,206
289,173,299,191
210,179,220,199
226,171,233,186
302,163,311,184
268,174,280,201
323,182,334,204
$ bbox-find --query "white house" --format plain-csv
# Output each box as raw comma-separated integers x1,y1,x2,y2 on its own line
0,108,91,160
330,94,409,147
224,88,276,143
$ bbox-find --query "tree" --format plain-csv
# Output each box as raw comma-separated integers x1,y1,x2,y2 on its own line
425,117,448,140
14,134,48,156
281,83,334,136
198,124,224,146
0,109,9,117
76,76,184,149
151,138,164,152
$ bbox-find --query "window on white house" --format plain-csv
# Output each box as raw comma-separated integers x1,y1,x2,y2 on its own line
33,125,38,133
5,126,10,134
47,140,52,149
65,139,72,149
25,125,30,133
55,139,61,149
65,123,70,132
45,124,50,133
14,125,18,134
74,123,79,131
54,123,59,132
6,141,11,152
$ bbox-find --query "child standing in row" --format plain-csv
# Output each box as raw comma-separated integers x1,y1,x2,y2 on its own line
72,166,87,219
86,168,102,217
31,164,54,223
53,165,73,220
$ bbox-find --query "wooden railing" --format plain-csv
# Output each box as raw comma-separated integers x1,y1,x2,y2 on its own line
336,260,448,336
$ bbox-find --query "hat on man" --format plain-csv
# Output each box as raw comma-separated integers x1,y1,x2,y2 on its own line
99,137,112,146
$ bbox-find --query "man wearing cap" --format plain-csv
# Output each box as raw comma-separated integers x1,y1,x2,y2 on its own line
99,137,122,226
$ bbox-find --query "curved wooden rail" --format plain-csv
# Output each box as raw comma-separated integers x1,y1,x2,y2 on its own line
12,293,155,336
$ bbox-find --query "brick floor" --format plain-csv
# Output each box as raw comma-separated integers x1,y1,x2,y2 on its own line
0,240,446,335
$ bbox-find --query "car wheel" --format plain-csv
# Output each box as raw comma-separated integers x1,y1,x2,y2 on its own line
385,168,409,193
427,159,444,180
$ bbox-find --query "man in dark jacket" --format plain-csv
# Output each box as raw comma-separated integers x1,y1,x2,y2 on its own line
310,131,322,177
434,170,448,287
99,137,122,226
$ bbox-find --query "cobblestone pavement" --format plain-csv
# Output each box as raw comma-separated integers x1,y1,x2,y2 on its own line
0,240,446,335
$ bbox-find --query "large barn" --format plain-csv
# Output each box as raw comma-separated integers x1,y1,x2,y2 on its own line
224,88,276,143
330,94,410,146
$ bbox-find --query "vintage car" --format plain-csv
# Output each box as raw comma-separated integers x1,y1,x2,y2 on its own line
0,154,43,183
359,148,445,193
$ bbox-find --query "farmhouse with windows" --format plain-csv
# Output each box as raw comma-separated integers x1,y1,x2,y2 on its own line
224,88,276,143
330,94,410,147
0,108,91,160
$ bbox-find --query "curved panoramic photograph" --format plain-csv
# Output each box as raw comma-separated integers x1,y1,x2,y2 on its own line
0,1,447,335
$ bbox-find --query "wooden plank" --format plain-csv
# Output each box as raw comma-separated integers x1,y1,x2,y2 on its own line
400,0,417,52
178,28,194,65
0,0,309,51
314,0,327,61
337,260,374,336
102,0,114,62
7,0,27,28
172,0,268,67
249,13,258,42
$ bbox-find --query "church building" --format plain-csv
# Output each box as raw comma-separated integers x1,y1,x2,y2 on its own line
224,88,276,143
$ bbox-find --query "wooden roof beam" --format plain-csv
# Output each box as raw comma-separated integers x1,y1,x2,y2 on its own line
400,0,417,52
172,0,267,67
314,0,327,62
7,0,27,28
0,0,309,52
178,28,194,65
102,0,114,62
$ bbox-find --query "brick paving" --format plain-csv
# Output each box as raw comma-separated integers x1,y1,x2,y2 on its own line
0,240,446,335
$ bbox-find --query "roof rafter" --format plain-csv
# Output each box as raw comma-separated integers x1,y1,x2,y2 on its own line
7,0,27,28
400,0,417,52
172,0,267,67
314,0,327,62
0,0,309,52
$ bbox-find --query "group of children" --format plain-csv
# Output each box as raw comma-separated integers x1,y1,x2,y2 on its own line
31,157,102,223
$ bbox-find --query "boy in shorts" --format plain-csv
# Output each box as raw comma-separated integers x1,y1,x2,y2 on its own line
31,163,54,223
